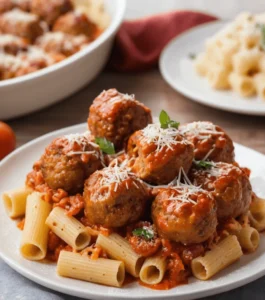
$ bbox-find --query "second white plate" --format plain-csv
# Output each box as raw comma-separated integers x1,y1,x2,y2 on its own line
159,21,265,116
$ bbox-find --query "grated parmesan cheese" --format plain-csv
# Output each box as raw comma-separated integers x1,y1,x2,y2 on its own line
141,123,183,152
2,8,38,23
100,160,140,192
180,121,223,140
0,52,27,72
19,46,53,65
0,34,23,46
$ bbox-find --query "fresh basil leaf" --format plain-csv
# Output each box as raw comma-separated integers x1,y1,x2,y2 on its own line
159,110,170,128
194,160,213,169
159,110,180,129
95,137,115,154
132,227,154,240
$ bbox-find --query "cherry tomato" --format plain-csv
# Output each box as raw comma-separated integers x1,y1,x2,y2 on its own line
0,122,16,160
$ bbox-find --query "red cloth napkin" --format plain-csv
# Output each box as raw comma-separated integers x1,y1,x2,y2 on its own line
108,10,218,72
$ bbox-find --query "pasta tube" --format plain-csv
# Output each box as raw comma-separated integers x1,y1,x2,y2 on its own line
20,192,52,260
46,207,91,250
232,49,261,75
191,235,243,280
237,226,260,252
57,251,125,287
207,66,230,89
249,196,265,231
195,53,209,77
139,255,166,284
254,73,265,101
2,187,31,218
96,233,144,277
229,73,256,97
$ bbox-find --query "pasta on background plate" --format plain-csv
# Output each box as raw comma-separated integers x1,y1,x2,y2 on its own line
195,12,265,100
2,89,265,289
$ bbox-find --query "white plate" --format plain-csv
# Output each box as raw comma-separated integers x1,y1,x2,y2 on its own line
159,21,265,116
0,123,265,300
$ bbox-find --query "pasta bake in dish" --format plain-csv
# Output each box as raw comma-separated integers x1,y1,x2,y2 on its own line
195,12,265,101
0,0,109,81
2,88,265,289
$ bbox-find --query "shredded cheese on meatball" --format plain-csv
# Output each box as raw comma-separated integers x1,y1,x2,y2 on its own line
168,186,203,205
2,8,38,23
100,161,139,192
141,123,184,152
180,121,223,140
63,132,104,161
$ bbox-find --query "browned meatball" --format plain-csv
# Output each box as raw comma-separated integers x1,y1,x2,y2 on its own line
53,11,96,38
31,0,73,25
36,32,89,56
84,162,150,227
179,121,235,163
0,0,13,13
40,133,103,194
88,89,152,151
127,123,194,185
13,0,31,11
0,9,44,41
190,162,252,221
152,187,217,244
0,34,28,55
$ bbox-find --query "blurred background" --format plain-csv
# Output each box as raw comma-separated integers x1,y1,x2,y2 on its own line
126,0,265,19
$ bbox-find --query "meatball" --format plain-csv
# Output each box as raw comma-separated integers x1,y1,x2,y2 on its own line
152,187,217,244
31,0,73,26
0,0,13,14
88,89,152,151
127,123,194,185
13,0,31,11
36,32,89,56
190,162,252,221
40,132,103,194
0,34,28,55
179,121,235,163
84,162,150,227
0,9,43,41
53,11,96,38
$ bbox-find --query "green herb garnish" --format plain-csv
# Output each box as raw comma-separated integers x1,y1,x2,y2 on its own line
95,137,115,154
132,228,154,240
189,53,196,60
194,160,213,169
159,110,180,129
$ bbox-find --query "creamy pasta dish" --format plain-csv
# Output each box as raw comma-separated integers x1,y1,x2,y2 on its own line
0,0,109,81
195,12,265,100
3,88,265,289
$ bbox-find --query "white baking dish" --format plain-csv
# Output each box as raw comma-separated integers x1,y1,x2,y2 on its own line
0,0,126,120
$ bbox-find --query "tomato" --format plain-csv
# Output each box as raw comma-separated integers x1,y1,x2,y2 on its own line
0,122,16,160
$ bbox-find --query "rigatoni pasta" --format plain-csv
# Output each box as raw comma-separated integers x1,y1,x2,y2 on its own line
194,12,265,100
2,187,31,218
20,192,52,260
191,235,243,280
46,207,91,251
237,226,260,252
57,251,125,287
96,233,144,277
139,255,166,284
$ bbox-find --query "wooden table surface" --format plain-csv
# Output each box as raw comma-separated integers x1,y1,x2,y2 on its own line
8,69,265,154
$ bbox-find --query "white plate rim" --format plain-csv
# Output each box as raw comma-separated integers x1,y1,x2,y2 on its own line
0,123,265,300
159,20,265,116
